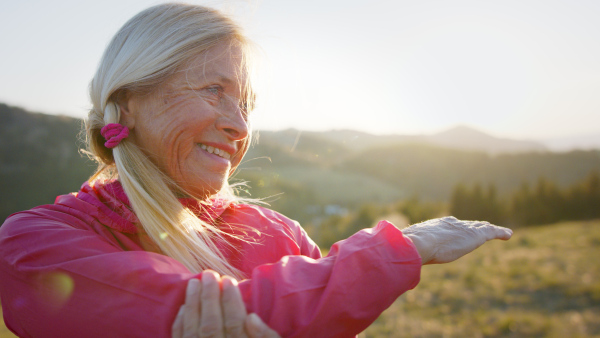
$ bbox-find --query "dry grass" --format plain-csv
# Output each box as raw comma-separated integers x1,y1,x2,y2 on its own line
0,308,15,338
361,219,600,337
1,220,599,337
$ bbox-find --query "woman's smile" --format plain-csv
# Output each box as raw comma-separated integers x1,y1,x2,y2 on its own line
199,143,235,160
198,142,233,161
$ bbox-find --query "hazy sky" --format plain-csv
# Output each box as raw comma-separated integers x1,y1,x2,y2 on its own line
1,0,599,140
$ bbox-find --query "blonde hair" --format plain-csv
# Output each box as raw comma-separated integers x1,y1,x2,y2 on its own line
86,3,256,279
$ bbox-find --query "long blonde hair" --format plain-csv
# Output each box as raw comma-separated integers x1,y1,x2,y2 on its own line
86,3,256,279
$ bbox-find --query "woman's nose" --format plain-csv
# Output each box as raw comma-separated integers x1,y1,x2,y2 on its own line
216,105,249,141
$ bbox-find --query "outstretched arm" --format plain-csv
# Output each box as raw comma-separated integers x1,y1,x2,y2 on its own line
237,220,422,337
0,209,420,338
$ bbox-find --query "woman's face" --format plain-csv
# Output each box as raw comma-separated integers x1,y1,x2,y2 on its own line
121,42,250,198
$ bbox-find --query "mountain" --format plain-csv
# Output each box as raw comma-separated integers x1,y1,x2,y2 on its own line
240,127,598,224
543,132,600,151
1,102,599,226
261,125,548,155
427,125,547,154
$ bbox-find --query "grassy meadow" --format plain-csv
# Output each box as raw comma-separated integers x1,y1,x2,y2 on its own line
1,220,599,337
0,311,14,338
361,219,600,337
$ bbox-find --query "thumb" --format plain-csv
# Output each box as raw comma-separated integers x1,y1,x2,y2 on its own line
245,313,281,338
483,224,513,241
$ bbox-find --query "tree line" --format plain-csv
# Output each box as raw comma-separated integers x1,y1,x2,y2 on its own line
450,171,600,227
306,172,599,249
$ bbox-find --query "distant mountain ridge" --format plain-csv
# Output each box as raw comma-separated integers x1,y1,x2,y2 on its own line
2,102,600,226
428,125,547,154
544,132,600,151
264,125,547,155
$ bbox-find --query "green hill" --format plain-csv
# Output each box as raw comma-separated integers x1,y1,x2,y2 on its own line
2,103,600,227
0,104,96,221
238,132,600,224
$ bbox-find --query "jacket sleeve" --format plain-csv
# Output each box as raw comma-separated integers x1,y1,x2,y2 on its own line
0,208,420,338
238,220,422,338
0,208,196,338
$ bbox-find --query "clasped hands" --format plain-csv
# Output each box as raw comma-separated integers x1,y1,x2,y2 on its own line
172,270,280,338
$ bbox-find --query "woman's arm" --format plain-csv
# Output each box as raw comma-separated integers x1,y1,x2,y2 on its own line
237,220,422,338
0,208,420,338
0,209,195,337
235,216,511,337
0,210,279,338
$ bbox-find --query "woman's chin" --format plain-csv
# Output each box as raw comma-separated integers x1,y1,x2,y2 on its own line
177,179,226,200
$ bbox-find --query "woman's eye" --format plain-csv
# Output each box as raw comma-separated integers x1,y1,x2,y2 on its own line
239,100,252,116
206,86,223,97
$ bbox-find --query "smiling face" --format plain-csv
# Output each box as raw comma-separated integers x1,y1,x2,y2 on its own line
119,42,251,198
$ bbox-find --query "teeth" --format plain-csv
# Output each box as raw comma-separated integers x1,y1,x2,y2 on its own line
198,143,231,160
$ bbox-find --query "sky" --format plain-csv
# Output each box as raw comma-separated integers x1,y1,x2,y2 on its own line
1,0,599,140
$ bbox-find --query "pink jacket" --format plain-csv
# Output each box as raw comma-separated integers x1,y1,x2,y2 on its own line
0,180,421,337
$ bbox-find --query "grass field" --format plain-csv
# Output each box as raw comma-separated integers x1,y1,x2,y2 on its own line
0,309,15,338
1,220,599,337
360,219,600,337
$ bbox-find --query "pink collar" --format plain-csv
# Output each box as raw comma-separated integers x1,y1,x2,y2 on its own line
77,180,231,234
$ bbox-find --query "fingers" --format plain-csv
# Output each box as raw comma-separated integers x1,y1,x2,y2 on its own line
492,225,513,241
221,276,248,338
174,272,261,338
477,222,513,241
199,270,224,338
450,218,513,242
172,307,184,338
183,278,202,338
245,313,281,338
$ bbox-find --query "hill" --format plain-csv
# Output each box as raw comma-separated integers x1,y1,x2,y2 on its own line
240,130,599,224
427,125,546,154
0,103,96,221
1,103,600,226
263,125,547,155
544,131,600,151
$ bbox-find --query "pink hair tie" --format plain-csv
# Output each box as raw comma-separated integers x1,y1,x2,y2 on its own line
101,123,129,148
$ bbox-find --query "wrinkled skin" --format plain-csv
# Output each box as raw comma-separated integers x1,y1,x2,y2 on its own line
401,216,513,265
119,42,250,199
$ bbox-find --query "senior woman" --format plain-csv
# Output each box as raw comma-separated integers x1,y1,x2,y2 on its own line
0,3,512,338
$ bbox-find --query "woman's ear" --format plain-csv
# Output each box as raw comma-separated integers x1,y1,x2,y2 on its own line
116,92,136,129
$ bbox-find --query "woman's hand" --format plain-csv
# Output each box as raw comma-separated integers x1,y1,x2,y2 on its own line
172,270,281,338
401,216,512,265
